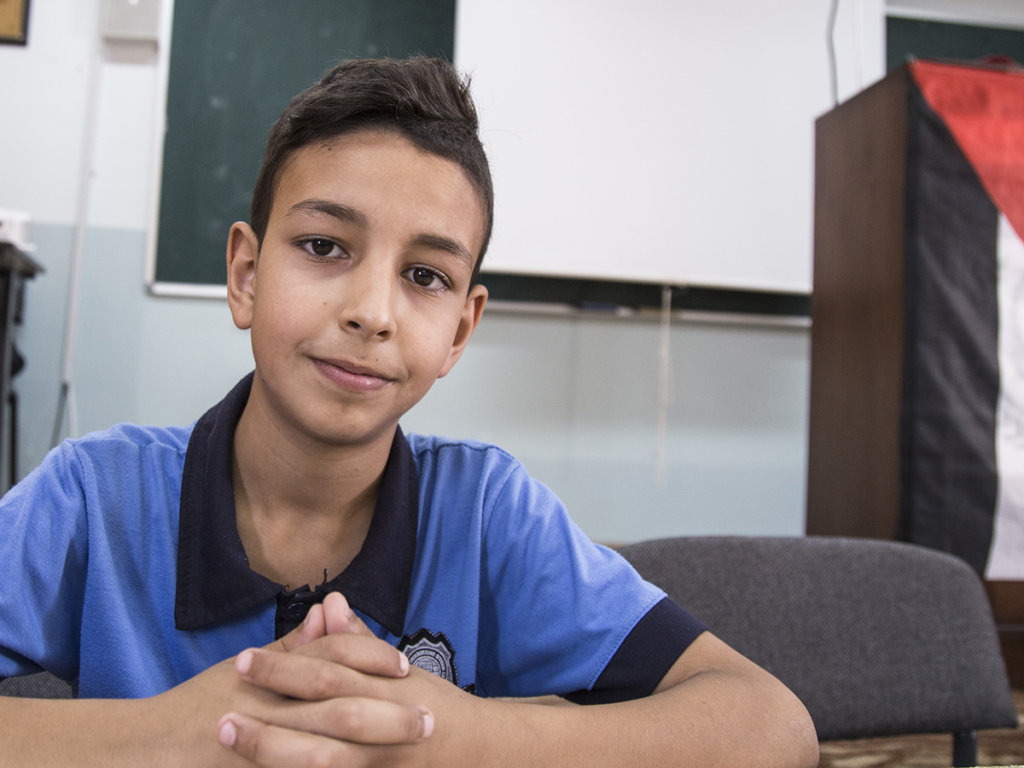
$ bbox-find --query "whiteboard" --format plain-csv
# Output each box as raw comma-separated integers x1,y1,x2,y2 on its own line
455,0,884,293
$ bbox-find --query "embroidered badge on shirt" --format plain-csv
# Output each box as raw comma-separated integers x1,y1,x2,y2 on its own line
398,628,460,686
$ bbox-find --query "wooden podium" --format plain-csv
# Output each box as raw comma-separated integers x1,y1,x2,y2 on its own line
807,62,1024,685
807,68,910,544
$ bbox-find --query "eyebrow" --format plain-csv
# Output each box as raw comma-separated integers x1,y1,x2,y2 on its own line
412,233,475,270
286,198,368,227
288,198,475,269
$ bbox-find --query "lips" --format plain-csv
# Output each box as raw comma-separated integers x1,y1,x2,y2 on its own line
312,357,393,392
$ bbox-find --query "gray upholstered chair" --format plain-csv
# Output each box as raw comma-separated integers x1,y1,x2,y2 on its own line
0,670,71,698
618,535,1018,767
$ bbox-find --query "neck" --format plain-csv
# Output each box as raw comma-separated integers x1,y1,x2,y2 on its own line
230,385,396,588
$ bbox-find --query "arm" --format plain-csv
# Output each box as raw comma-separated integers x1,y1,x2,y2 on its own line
221,595,819,768
0,601,428,768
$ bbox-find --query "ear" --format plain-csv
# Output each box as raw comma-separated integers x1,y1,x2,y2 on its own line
438,284,488,378
226,222,259,330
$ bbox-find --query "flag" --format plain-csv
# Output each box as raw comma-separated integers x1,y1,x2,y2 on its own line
901,60,1024,579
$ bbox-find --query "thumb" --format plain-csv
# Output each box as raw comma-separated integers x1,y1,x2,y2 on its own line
264,601,327,653
323,591,373,636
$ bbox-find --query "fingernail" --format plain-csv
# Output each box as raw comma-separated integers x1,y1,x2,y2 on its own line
399,652,410,675
419,707,435,739
236,650,253,675
218,718,238,747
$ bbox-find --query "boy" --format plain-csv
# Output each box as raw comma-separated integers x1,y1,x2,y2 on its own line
0,57,817,766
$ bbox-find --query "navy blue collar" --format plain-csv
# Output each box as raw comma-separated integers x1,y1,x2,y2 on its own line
173,373,418,636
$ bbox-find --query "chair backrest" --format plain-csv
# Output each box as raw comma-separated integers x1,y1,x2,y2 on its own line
0,671,72,698
618,536,1018,745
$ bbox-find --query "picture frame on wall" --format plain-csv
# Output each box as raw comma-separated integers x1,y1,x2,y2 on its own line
0,0,29,46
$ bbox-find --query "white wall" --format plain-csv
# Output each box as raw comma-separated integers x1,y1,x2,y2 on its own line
3,0,945,542
456,0,885,291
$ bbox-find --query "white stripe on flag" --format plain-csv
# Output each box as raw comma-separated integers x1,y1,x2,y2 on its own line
986,214,1024,579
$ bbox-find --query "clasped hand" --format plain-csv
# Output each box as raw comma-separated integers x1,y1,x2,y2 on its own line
165,592,447,767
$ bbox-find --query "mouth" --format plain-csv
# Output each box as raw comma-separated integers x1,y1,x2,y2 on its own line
312,357,393,392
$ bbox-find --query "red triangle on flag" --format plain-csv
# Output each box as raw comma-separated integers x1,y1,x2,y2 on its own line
911,60,1024,243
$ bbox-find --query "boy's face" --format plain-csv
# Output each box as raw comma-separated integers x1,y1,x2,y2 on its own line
226,129,488,450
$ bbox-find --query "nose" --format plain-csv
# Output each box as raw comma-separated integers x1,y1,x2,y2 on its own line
338,260,397,340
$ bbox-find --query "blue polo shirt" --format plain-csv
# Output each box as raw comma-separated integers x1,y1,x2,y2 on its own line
0,375,704,701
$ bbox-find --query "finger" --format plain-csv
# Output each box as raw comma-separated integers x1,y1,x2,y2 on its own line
265,602,327,654
218,711,356,768
236,639,407,701
322,592,373,636
301,698,434,744
299,633,411,679
226,697,433,745
237,647,363,701
217,708,431,767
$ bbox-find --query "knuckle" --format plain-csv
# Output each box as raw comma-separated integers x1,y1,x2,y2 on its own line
309,671,343,700
327,699,366,734
246,726,273,766
323,634,353,662
307,747,339,768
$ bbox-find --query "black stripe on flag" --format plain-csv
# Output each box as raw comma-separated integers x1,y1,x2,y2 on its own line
898,77,1001,575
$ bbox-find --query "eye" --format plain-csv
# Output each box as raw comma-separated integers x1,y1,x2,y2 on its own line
404,265,451,292
298,237,345,260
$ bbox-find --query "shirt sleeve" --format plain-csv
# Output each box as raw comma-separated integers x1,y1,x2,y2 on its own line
565,596,705,704
474,460,705,700
0,441,89,683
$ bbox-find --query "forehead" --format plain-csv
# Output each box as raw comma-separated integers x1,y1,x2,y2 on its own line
271,129,486,258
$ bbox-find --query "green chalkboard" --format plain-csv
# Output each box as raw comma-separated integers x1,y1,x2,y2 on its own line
887,16,1024,74
154,0,455,287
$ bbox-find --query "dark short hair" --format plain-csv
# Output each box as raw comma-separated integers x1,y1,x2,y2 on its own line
250,56,493,280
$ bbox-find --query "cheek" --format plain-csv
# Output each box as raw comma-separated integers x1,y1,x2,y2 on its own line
249,290,313,359
252,269,322,331
412,318,463,372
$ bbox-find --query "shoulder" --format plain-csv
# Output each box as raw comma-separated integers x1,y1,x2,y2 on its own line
58,422,193,471
68,422,194,453
404,433,548,505
0,421,194,567
404,432,568,532
13,422,194,503
406,433,519,473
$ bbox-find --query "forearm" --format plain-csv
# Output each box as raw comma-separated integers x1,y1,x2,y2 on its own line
455,664,817,768
421,631,818,768
0,694,236,768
